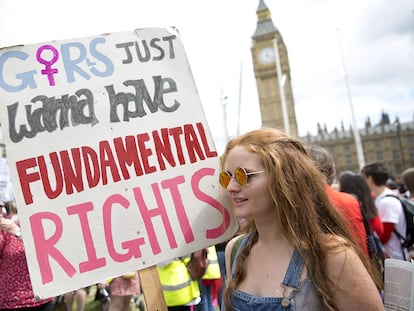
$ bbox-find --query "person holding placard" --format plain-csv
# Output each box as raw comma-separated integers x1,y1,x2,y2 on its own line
0,201,55,311
219,128,384,311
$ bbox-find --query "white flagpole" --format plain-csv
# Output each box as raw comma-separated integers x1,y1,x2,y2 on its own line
336,28,365,169
273,38,290,135
220,89,229,141
236,61,243,136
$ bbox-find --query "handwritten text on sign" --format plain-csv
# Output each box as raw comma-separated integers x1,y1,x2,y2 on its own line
0,28,237,298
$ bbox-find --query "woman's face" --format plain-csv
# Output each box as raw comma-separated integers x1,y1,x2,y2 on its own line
223,145,274,220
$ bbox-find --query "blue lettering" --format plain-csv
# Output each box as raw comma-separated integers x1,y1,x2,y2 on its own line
89,37,114,77
61,42,91,82
0,51,37,92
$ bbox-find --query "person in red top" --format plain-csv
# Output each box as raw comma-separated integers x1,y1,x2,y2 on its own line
338,171,384,237
0,201,54,311
307,145,369,257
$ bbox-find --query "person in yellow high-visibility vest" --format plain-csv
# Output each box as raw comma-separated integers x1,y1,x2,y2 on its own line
195,246,221,311
157,257,201,311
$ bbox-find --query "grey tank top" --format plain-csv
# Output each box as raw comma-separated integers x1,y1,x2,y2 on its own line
224,234,322,311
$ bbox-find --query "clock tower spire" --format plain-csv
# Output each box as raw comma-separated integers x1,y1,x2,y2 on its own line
251,0,299,137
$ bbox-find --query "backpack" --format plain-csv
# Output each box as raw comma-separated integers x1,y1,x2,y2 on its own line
357,201,385,279
385,194,414,249
185,248,209,280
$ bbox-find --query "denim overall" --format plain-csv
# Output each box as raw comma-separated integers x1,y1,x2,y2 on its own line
223,234,321,311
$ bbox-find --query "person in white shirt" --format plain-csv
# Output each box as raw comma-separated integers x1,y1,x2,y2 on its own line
361,161,408,260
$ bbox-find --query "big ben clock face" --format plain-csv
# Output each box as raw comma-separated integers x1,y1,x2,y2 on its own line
258,47,275,65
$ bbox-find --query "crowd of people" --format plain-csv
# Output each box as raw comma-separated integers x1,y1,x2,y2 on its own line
1,127,414,311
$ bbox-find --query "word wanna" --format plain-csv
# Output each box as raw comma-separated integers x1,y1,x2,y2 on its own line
17,122,217,205
8,75,179,143
30,166,231,284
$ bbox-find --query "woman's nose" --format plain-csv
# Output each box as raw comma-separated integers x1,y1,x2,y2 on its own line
226,177,240,192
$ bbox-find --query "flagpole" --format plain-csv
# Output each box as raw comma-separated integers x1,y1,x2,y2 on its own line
336,28,365,169
273,38,290,135
236,61,243,136
220,89,229,141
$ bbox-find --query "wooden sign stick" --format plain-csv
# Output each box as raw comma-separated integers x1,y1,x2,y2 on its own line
139,266,168,311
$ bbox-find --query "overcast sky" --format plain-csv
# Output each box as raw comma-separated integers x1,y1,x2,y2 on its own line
0,0,413,153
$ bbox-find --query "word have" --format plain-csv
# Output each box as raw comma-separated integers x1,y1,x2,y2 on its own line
31,168,231,284
17,122,218,205
8,75,178,143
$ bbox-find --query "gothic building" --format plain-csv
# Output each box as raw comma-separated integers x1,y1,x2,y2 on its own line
301,114,414,178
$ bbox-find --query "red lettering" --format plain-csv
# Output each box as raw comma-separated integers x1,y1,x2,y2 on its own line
60,149,84,194
169,126,185,165
16,157,40,205
152,128,176,170
113,136,143,178
81,146,100,188
99,140,121,185
38,153,64,200
196,122,218,158
184,124,205,163
137,133,156,173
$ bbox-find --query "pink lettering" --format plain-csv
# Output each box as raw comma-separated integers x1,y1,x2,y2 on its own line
67,202,106,272
103,194,145,262
30,212,76,284
161,176,193,243
192,168,230,238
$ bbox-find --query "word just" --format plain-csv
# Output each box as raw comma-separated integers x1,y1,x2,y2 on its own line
0,34,177,92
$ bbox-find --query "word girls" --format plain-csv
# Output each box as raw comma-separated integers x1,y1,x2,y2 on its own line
0,34,178,93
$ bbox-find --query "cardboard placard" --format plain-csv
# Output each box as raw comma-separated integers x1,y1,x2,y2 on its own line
0,27,238,298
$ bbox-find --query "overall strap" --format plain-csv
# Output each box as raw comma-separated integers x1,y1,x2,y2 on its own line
281,249,304,289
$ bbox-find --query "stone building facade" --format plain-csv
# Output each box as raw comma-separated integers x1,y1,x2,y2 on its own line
300,113,414,178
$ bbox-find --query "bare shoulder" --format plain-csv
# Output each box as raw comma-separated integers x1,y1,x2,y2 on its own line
325,235,384,310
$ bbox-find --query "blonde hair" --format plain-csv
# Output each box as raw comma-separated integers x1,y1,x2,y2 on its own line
221,128,378,311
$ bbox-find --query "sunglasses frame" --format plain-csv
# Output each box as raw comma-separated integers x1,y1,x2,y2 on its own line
219,167,265,188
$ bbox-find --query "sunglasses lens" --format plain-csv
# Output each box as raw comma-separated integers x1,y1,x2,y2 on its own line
219,172,231,188
235,167,248,186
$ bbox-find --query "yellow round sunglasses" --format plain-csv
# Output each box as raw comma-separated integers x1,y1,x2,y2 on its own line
219,167,265,189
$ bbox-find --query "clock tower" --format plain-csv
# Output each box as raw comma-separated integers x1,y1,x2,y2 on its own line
252,0,298,137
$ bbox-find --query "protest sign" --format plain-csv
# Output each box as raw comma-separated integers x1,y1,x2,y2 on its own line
0,27,238,298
